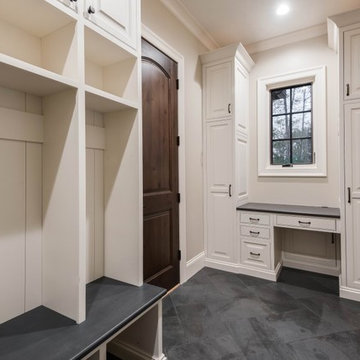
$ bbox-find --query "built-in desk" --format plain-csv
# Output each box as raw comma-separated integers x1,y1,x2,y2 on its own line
237,202,341,282
0,278,166,360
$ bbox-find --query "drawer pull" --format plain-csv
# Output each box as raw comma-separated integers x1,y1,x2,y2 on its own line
249,217,260,223
298,221,311,225
249,230,260,236
250,252,260,257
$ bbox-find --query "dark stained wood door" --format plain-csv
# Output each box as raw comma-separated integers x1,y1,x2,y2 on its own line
142,38,179,291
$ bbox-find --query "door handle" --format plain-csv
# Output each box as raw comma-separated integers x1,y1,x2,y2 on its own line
348,187,351,204
250,252,260,257
228,103,231,114
228,184,232,197
298,221,311,225
346,84,350,97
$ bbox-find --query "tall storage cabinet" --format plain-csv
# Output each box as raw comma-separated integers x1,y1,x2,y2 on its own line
0,0,142,326
329,9,360,299
201,44,254,269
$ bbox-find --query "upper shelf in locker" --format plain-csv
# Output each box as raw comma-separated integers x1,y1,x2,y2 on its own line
0,53,77,96
0,0,79,84
85,85,138,113
84,25,139,104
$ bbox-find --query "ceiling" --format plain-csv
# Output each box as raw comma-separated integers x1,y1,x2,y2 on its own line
179,0,360,46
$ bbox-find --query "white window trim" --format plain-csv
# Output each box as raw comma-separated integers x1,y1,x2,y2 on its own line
257,65,327,177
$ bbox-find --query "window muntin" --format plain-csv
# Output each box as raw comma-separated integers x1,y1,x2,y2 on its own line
270,84,313,166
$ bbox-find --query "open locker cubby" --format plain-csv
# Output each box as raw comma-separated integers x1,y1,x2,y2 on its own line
0,0,79,82
85,92,141,287
0,74,83,325
84,25,139,105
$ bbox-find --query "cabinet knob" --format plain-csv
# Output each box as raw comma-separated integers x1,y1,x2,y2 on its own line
88,5,96,14
70,0,77,2
346,84,350,97
228,184,232,197
228,103,231,114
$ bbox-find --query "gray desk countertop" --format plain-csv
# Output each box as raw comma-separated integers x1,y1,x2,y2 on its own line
237,202,340,219
0,277,166,360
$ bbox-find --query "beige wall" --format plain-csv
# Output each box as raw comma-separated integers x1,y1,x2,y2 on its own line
141,0,207,260
249,35,340,207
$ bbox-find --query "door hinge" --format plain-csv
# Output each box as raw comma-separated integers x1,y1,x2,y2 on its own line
178,250,181,261
177,135,180,146
176,79,179,90
177,193,181,203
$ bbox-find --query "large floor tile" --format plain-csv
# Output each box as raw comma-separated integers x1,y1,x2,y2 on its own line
288,329,360,360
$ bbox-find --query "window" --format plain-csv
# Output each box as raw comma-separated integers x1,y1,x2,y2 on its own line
257,66,327,177
271,84,313,166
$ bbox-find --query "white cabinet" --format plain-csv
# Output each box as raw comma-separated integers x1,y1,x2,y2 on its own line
201,44,254,269
204,62,232,120
330,9,360,301
344,27,360,100
85,0,138,50
206,120,234,262
345,103,360,289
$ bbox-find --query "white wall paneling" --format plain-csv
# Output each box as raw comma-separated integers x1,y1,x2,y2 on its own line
0,140,26,324
25,143,43,312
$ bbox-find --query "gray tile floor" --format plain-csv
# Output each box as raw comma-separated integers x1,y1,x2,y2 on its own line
163,267,360,360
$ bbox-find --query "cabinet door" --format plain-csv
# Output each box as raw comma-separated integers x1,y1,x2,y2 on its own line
204,62,232,120
235,60,249,133
345,104,360,289
206,120,235,262
85,0,137,50
344,28,360,100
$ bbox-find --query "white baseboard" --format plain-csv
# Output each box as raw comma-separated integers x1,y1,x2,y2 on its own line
340,286,360,302
186,251,205,281
204,258,281,282
108,340,167,360
282,259,341,277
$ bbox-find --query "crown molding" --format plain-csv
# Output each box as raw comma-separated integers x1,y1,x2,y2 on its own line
160,0,219,50
200,43,254,72
245,23,328,55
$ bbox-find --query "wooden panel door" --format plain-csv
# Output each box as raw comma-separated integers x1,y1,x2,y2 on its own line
345,103,360,288
204,62,232,120
142,38,179,290
206,120,235,262
85,0,137,49
344,28,360,100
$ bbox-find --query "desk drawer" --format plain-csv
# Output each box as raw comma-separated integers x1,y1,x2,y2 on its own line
240,212,270,226
241,238,270,269
276,215,336,232
240,225,270,240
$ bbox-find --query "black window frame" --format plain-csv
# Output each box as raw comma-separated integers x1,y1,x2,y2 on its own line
270,83,314,166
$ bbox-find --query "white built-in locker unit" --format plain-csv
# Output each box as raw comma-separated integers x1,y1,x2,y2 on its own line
0,0,142,325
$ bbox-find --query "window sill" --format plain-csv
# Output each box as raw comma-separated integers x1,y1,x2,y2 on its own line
258,164,327,177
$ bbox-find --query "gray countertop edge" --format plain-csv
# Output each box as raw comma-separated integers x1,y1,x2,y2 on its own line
236,203,340,219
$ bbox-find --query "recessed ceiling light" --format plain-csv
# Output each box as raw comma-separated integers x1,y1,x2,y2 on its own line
276,3,290,16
